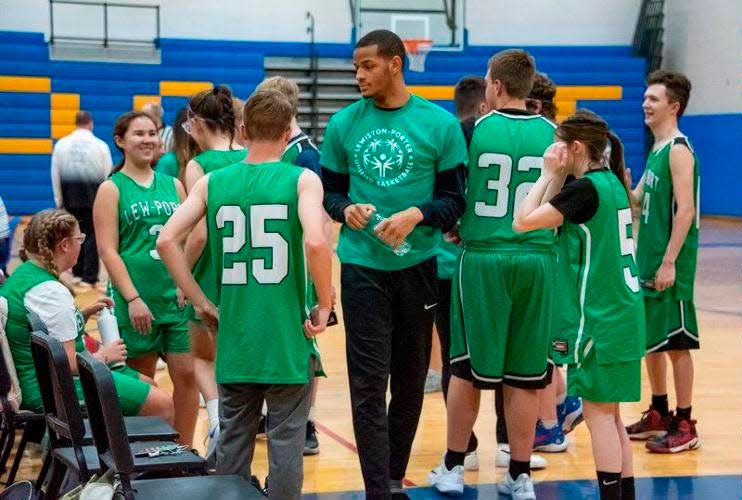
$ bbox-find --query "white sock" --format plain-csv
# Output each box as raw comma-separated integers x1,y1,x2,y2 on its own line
541,419,558,430
308,406,317,423
206,399,219,429
556,392,567,406
261,400,268,417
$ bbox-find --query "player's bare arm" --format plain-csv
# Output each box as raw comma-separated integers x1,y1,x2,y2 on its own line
514,143,566,232
654,144,696,291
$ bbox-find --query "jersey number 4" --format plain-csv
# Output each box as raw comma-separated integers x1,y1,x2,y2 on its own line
474,153,543,218
216,204,289,285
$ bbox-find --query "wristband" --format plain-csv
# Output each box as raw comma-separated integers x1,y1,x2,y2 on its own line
127,295,140,303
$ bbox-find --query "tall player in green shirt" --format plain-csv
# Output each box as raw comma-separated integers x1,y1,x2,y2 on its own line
94,112,198,446
429,50,553,499
322,30,467,500
624,71,701,454
181,85,246,461
515,110,644,500
157,89,332,500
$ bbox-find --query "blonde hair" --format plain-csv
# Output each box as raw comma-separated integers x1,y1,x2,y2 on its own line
19,209,78,275
256,76,300,117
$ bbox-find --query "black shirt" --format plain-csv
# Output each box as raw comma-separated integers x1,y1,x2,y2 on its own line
549,176,600,224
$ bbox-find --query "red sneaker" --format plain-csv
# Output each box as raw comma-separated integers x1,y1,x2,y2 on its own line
645,417,700,453
625,407,673,440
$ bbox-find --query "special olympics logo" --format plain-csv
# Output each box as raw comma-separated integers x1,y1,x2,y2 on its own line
353,128,414,187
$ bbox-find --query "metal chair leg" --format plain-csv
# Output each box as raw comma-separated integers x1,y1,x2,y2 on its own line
6,425,31,484
0,426,17,483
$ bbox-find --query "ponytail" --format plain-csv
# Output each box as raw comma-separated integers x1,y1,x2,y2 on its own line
606,132,627,190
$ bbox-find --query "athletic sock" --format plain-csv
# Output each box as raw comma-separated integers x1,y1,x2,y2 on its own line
508,459,529,480
541,419,558,430
206,398,219,429
308,406,317,422
621,476,636,500
556,392,567,406
444,450,466,470
596,471,621,500
651,394,669,416
676,406,692,421
466,433,478,453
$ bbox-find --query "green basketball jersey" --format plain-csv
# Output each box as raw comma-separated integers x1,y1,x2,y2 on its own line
460,110,557,250
636,136,699,300
552,170,645,365
189,149,247,310
282,133,318,164
155,151,179,178
193,149,247,175
0,261,85,410
206,161,318,384
321,95,468,271
110,171,183,326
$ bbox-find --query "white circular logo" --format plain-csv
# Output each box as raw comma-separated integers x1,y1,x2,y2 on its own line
353,128,414,187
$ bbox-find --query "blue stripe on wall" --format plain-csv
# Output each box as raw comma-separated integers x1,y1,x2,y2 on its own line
680,113,742,217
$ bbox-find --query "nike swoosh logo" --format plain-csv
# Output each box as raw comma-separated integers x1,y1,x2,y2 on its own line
602,480,618,486
424,303,438,310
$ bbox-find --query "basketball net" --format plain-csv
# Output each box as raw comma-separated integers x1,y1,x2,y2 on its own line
403,38,432,72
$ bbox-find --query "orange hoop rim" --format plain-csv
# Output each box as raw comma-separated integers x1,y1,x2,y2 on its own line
402,38,433,54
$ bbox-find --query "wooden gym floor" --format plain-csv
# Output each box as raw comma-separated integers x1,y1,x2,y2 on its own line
6,217,741,498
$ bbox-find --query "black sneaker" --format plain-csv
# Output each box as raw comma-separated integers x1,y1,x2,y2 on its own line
250,475,267,497
304,420,319,455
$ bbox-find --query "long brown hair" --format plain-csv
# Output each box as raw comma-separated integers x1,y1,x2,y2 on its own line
172,107,200,183
188,85,236,146
19,209,78,275
556,109,626,187
111,111,158,175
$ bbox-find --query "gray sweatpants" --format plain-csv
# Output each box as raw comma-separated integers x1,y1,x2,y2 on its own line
215,359,314,500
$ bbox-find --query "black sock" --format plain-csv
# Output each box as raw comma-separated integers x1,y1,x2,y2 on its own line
444,450,466,470
596,471,621,500
466,432,478,453
651,394,669,416
508,459,529,480
676,406,692,421
621,476,635,500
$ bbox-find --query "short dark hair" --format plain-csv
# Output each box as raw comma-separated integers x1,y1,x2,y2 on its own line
647,70,692,117
356,29,406,66
243,89,293,142
75,110,92,127
453,76,486,119
487,49,536,99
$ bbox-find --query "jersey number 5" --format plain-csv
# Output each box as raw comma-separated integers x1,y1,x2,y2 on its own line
216,204,289,285
474,153,543,218
618,208,640,293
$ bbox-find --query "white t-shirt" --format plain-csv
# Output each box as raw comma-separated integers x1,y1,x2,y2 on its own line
23,281,79,343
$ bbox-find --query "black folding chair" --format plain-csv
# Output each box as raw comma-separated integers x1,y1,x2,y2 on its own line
0,480,35,500
77,352,263,500
0,332,45,487
30,332,198,499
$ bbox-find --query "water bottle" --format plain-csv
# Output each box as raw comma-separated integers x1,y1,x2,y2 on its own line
97,307,125,368
363,212,412,257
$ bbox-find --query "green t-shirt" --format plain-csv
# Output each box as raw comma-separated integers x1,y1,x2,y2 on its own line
460,110,557,251
0,261,85,411
206,161,320,384
189,149,247,309
636,136,699,300
321,95,468,271
110,171,184,326
437,240,461,280
155,151,179,178
551,170,645,365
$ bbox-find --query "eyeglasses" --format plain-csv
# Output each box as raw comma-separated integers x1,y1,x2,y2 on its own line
67,233,86,243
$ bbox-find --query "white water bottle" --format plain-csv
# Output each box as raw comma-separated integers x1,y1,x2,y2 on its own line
97,307,125,368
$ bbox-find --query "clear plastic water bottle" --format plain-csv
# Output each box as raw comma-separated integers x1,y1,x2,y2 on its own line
97,307,125,368
364,212,412,257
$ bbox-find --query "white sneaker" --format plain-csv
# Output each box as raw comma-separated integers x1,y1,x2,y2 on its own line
495,444,547,470
156,358,167,370
428,461,464,496
497,472,536,500
463,450,479,471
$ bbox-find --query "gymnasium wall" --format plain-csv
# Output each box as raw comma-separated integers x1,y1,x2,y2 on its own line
664,0,742,216
1,0,643,46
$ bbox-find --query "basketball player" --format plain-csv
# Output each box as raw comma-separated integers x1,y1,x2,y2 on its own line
514,109,643,500
624,70,700,453
429,50,554,499
157,89,332,500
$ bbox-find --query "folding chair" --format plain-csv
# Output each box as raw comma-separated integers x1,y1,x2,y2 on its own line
30,333,201,499
77,352,263,500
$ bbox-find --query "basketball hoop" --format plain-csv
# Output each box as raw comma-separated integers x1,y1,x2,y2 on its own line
403,38,432,72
